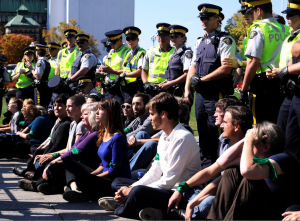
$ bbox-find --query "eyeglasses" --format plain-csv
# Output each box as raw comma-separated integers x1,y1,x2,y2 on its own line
126,37,137,41
122,104,132,109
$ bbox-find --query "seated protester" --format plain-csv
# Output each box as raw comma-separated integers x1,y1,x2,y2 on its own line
77,76,102,99
98,92,201,220
125,93,158,157
0,97,23,133
129,96,194,173
14,105,53,159
86,93,101,104
168,105,252,220
14,95,71,180
30,102,100,195
16,98,35,129
62,99,130,202
122,97,135,128
206,122,300,220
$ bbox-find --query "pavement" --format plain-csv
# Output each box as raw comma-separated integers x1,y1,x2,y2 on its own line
0,158,135,220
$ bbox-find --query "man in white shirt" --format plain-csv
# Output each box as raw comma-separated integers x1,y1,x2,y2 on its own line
98,92,201,220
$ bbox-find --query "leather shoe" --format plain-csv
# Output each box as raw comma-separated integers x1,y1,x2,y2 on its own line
169,208,186,220
12,167,27,177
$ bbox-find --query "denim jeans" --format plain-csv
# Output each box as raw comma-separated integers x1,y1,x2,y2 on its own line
129,131,158,171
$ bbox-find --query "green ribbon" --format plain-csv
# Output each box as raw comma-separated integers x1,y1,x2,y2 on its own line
109,161,123,168
253,157,278,181
154,153,159,161
176,181,190,193
52,152,61,159
124,127,130,134
71,147,81,160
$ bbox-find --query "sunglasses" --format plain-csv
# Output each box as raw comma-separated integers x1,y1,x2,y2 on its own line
77,42,85,45
122,104,132,109
287,13,297,18
126,37,137,41
170,35,181,39
158,33,170,37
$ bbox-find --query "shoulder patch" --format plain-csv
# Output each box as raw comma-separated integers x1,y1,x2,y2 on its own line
85,54,91,59
185,52,192,58
37,63,41,67
249,31,258,39
222,38,232,45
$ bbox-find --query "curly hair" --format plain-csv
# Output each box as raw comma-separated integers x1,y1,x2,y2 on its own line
21,104,39,119
96,99,125,146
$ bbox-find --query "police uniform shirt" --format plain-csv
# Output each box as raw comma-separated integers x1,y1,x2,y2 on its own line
2,67,10,82
35,57,47,77
142,46,173,70
245,17,278,59
80,49,97,70
127,46,144,69
171,45,193,71
191,28,236,65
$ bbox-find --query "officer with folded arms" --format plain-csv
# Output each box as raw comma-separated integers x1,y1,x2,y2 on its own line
66,33,97,95
25,44,51,108
142,23,174,97
184,4,236,169
100,30,130,103
161,24,193,98
56,29,80,79
120,26,146,98
0,54,10,116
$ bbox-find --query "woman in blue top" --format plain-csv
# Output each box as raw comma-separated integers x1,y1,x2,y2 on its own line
63,99,131,202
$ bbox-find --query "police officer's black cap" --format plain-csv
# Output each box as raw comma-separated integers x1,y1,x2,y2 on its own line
75,33,90,43
282,0,300,14
46,54,51,59
239,0,249,13
48,75,64,89
47,42,61,50
22,46,35,55
273,14,286,25
244,0,271,13
156,23,171,34
105,29,123,45
219,12,225,22
123,26,141,38
197,4,222,18
62,42,67,48
64,29,77,37
0,53,8,63
76,76,93,88
35,44,48,52
168,25,188,36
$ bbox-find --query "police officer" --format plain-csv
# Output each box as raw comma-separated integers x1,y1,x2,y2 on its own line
56,29,80,79
25,44,51,108
184,4,236,169
142,23,174,97
101,38,111,61
265,0,300,158
0,54,10,116
161,24,193,98
67,33,98,95
100,29,130,104
120,26,146,99
11,47,35,101
240,0,290,124
76,76,101,98
47,42,61,80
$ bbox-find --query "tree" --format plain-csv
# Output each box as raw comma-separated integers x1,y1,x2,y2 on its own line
224,12,249,51
42,19,100,57
0,34,34,65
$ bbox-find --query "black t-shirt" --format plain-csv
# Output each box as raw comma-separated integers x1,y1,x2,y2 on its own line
266,152,300,213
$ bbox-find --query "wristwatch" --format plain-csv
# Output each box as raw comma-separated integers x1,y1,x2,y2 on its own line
238,61,243,68
121,73,126,78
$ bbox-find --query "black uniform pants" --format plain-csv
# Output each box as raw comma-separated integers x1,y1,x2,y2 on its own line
34,85,51,108
277,96,293,132
122,81,139,100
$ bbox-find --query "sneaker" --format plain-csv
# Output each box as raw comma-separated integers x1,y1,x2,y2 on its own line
18,179,37,192
37,183,62,195
98,197,118,211
64,185,70,192
62,190,89,202
139,208,164,220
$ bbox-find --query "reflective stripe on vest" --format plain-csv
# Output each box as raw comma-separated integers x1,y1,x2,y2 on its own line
279,32,300,68
105,45,130,82
15,62,34,88
48,59,57,80
58,46,80,78
247,20,290,73
148,46,174,83
123,48,146,84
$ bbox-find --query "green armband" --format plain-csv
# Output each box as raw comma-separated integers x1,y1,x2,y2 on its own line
52,152,61,159
176,181,190,193
253,158,278,181
109,161,122,168
124,127,130,134
154,153,159,161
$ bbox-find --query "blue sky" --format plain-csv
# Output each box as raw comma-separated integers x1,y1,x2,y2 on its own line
135,0,286,50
